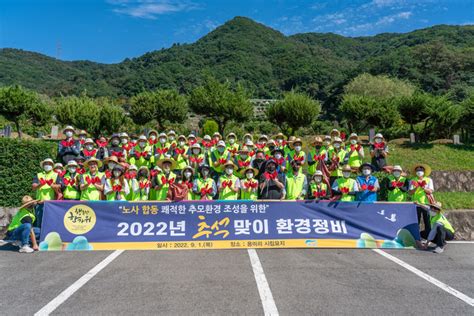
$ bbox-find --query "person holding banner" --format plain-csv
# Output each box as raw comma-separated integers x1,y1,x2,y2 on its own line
259,159,286,200
104,164,130,201
285,160,307,200
152,158,177,201
193,165,217,200
240,166,259,200
32,158,61,228
217,162,240,200
332,165,358,202
356,163,379,202
180,166,196,200
308,171,329,200
0,196,40,253
386,165,409,202
409,163,434,238
60,160,81,200
423,202,454,254
80,157,105,201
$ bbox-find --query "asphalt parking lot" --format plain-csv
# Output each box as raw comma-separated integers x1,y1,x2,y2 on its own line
1,243,473,315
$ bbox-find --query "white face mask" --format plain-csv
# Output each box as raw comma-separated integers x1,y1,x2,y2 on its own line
121,138,128,144
350,139,357,145
375,138,382,144
429,210,437,217
246,173,254,179
179,141,185,147
217,147,225,153
229,138,235,144
159,138,166,144
244,137,251,143
275,153,282,159
150,135,157,141
169,136,175,141
108,162,116,169
240,154,248,160
314,176,322,183
324,140,330,146
68,167,77,174
112,140,120,146
65,131,73,138
184,172,192,178
163,166,170,173
362,169,371,176
139,142,146,148
294,146,301,152
343,172,351,178
393,171,401,178
225,168,233,175
44,165,53,172
192,149,200,155
334,143,341,149
85,144,93,151
416,170,424,177
113,171,122,177
202,170,209,177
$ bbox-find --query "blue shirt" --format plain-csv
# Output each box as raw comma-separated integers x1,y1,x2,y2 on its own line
356,175,379,202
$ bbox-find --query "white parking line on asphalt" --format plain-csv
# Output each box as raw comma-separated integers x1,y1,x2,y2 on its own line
373,249,474,307
448,241,474,244
34,250,124,316
248,249,279,316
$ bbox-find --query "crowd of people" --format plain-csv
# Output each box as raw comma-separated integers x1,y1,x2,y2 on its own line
1,125,454,253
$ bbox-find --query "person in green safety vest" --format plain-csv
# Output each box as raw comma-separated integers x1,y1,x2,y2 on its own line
189,143,206,173
234,145,253,178
345,133,365,170
193,165,217,200
409,163,434,238
187,134,198,147
212,132,222,150
322,135,333,152
286,138,305,173
172,134,189,174
242,133,253,147
240,167,259,200
265,139,277,157
307,136,328,176
285,160,307,200
32,158,61,228
180,165,196,201
129,135,153,169
273,132,286,149
327,137,348,184
80,157,105,201
255,134,269,154
0,195,40,253
153,132,171,166
271,148,287,174
331,165,358,202
152,158,177,201
81,138,99,161
308,170,329,200
124,164,138,201
133,166,151,201
211,140,231,184
167,130,177,148
284,136,296,160
60,160,81,200
421,202,455,254
386,165,409,202
104,163,130,201
217,161,241,200
120,132,133,161
226,132,240,157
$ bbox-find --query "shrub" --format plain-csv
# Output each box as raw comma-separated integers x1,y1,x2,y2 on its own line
202,119,219,136
0,138,57,207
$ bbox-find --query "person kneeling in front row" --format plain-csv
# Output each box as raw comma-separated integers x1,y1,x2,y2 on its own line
0,196,40,253
421,202,455,254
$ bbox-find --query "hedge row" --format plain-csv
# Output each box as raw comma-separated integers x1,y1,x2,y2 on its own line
0,138,57,207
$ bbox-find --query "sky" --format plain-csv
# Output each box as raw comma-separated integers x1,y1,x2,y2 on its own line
0,0,472,64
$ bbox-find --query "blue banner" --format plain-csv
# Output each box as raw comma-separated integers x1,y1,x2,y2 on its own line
39,200,420,251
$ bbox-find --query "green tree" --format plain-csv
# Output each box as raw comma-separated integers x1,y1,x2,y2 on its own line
267,91,321,135
55,94,101,136
459,94,474,143
0,85,51,139
395,92,431,133
98,98,126,135
344,73,415,100
129,91,156,126
189,77,253,131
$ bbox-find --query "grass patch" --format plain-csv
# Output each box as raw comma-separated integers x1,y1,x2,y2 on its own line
434,192,474,210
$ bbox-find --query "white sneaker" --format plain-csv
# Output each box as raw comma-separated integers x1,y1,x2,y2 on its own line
19,245,34,253
0,240,9,246
433,247,444,254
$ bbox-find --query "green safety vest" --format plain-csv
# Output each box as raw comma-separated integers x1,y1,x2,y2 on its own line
286,151,305,172
196,177,215,200
134,179,150,201
80,171,104,201
218,174,239,200
174,145,189,170
36,171,58,201
212,150,230,173
411,176,431,205
180,180,195,200
430,213,454,233
336,177,356,202
346,145,363,168
284,146,294,158
130,144,152,168
328,148,347,177
154,172,177,200
8,207,36,231
235,155,252,178
125,178,136,201
240,179,258,200
309,182,328,199
307,148,327,175
153,142,171,165
387,175,407,202
286,172,306,200
106,178,127,201
62,172,80,200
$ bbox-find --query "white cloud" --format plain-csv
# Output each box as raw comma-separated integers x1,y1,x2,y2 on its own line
376,11,412,25
109,0,198,19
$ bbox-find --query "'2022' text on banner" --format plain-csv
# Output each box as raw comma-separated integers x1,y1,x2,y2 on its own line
39,200,420,251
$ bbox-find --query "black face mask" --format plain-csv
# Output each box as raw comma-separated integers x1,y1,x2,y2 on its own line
255,158,264,164
315,145,321,149
267,165,276,172
138,172,147,178
269,146,275,152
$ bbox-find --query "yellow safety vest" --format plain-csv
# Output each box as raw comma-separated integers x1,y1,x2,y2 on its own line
218,174,239,200
36,171,58,201
336,177,356,202
286,172,306,200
